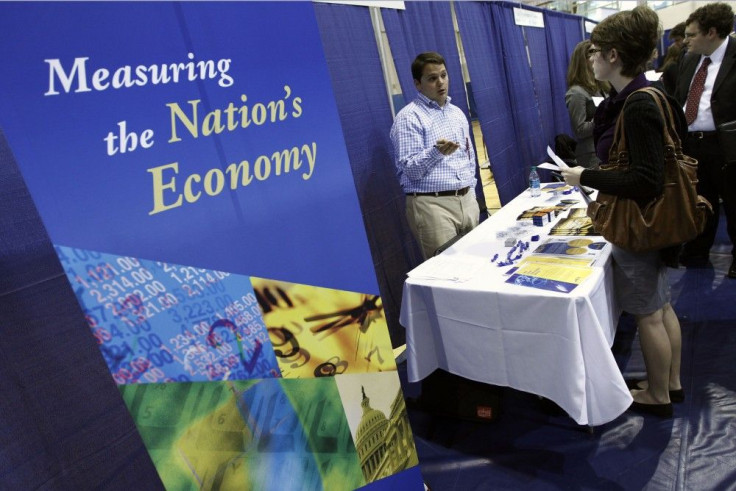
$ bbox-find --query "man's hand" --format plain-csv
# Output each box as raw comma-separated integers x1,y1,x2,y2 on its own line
435,139,460,155
561,166,585,186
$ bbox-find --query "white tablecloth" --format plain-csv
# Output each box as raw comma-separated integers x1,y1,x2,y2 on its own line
400,187,633,426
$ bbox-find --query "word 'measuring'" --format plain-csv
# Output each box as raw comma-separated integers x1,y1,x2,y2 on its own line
44,52,233,95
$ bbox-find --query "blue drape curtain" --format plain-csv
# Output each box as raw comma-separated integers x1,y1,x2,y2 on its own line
0,130,162,488
523,7,557,156
546,11,586,63
314,3,421,347
544,10,586,137
454,1,525,204
381,2,469,117
455,2,590,202
489,2,548,175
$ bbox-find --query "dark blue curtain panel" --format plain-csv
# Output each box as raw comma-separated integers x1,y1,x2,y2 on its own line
544,10,586,136
381,2,469,117
0,129,162,489
314,2,422,347
455,1,526,204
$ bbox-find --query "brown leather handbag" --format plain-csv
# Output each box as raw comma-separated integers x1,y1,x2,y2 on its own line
587,87,712,252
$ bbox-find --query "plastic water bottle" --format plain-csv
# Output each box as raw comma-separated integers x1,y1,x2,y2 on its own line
529,166,541,197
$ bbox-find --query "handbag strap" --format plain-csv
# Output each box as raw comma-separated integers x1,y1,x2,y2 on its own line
636,87,682,150
609,86,681,162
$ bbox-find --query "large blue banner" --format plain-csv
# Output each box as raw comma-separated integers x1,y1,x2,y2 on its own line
0,2,377,295
0,3,421,489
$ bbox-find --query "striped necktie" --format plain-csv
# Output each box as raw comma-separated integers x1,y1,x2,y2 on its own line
685,57,711,125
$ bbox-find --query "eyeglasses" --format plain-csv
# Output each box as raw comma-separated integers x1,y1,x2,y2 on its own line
587,47,602,56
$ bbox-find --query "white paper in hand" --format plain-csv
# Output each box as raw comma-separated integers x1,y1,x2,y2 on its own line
537,162,560,171
546,146,593,204
546,145,570,170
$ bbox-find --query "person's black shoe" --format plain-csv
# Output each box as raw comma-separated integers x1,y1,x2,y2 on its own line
628,401,673,418
728,259,736,279
669,388,685,403
679,253,710,268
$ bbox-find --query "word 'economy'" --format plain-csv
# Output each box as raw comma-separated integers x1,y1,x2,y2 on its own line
147,141,316,215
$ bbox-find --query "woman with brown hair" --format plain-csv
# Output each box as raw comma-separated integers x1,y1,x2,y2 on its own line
561,6,685,418
565,40,609,168
659,42,683,95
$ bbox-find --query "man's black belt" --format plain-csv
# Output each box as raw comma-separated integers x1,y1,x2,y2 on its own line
407,186,470,197
688,131,718,140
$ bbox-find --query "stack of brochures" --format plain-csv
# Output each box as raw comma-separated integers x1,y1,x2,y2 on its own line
515,201,577,221
549,208,600,236
527,238,607,267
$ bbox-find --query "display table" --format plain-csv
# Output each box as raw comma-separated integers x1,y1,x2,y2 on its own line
400,186,632,426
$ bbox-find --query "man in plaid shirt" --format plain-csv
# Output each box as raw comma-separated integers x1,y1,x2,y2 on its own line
390,52,479,259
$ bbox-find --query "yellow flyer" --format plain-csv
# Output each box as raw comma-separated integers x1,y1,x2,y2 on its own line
521,255,594,268
505,262,594,293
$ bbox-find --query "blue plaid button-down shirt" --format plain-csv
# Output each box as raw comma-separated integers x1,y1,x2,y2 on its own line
390,93,476,193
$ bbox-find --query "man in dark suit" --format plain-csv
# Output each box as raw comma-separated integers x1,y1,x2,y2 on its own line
674,3,736,278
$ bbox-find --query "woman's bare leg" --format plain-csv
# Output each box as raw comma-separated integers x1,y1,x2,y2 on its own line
632,308,671,404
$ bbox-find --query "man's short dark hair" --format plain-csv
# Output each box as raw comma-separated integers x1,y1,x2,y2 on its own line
669,22,685,40
411,52,446,81
686,2,734,39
